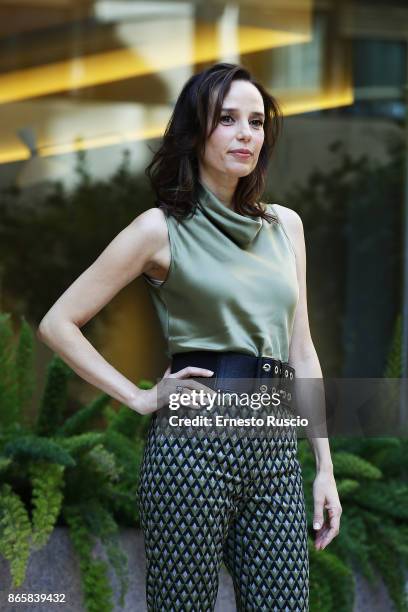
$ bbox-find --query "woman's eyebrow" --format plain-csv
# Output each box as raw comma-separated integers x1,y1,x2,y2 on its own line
221,107,265,118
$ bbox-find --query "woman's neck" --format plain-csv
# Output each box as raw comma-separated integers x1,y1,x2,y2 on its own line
198,173,238,210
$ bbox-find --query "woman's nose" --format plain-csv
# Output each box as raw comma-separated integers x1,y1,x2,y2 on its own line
237,125,252,138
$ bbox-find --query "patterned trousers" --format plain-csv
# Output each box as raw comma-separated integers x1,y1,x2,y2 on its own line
138,414,309,612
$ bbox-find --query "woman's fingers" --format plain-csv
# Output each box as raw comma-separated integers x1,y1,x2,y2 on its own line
181,378,217,396
169,367,217,401
315,505,341,550
171,366,214,382
316,525,335,550
321,506,341,549
314,523,330,549
172,382,215,409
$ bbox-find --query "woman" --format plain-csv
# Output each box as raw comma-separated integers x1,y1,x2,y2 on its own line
38,62,342,611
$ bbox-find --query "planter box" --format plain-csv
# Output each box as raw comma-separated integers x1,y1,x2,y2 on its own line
0,528,396,611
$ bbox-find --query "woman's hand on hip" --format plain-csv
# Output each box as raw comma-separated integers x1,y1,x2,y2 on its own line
312,469,342,550
130,364,216,415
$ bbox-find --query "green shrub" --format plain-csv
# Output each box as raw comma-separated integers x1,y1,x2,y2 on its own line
0,312,151,611
300,311,408,612
1,310,407,611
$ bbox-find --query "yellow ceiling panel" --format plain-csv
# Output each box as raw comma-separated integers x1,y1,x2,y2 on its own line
0,22,310,104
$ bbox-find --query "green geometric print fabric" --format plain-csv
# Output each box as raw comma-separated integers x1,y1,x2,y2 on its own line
138,420,309,611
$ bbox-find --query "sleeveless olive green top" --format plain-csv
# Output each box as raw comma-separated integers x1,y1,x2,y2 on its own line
143,180,299,362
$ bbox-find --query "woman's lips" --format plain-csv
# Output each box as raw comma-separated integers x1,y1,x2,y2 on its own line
229,151,252,159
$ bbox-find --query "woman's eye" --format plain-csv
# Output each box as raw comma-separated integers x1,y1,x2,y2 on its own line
220,115,263,127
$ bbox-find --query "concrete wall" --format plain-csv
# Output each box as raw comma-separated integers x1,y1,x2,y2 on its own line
0,527,396,611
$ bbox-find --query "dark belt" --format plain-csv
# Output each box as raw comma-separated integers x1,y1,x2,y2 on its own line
170,350,295,405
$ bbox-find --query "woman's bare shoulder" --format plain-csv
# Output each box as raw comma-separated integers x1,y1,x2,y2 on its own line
132,206,168,231
130,206,169,246
271,203,302,227
269,203,304,256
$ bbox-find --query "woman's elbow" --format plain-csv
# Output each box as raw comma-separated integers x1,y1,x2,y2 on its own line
36,315,75,344
37,317,51,340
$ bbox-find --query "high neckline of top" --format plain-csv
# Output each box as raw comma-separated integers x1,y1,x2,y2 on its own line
196,180,263,247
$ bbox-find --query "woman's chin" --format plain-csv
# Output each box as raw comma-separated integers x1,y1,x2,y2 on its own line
224,165,254,178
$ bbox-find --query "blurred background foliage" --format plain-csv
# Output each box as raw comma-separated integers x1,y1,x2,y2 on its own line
0,139,403,377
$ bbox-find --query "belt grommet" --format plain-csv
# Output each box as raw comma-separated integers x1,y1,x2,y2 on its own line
260,384,268,392
262,363,271,372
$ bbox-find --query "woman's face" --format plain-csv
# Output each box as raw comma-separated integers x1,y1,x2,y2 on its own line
199,79,265,182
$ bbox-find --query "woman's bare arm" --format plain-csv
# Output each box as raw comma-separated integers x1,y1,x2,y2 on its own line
277,204,342,551
276,204,333,471
37,207,171,411
37,207,215,414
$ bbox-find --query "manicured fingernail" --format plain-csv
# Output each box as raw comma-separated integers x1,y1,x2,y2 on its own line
313,522,320,529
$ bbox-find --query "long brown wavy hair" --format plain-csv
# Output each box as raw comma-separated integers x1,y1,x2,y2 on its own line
145,62,283,223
